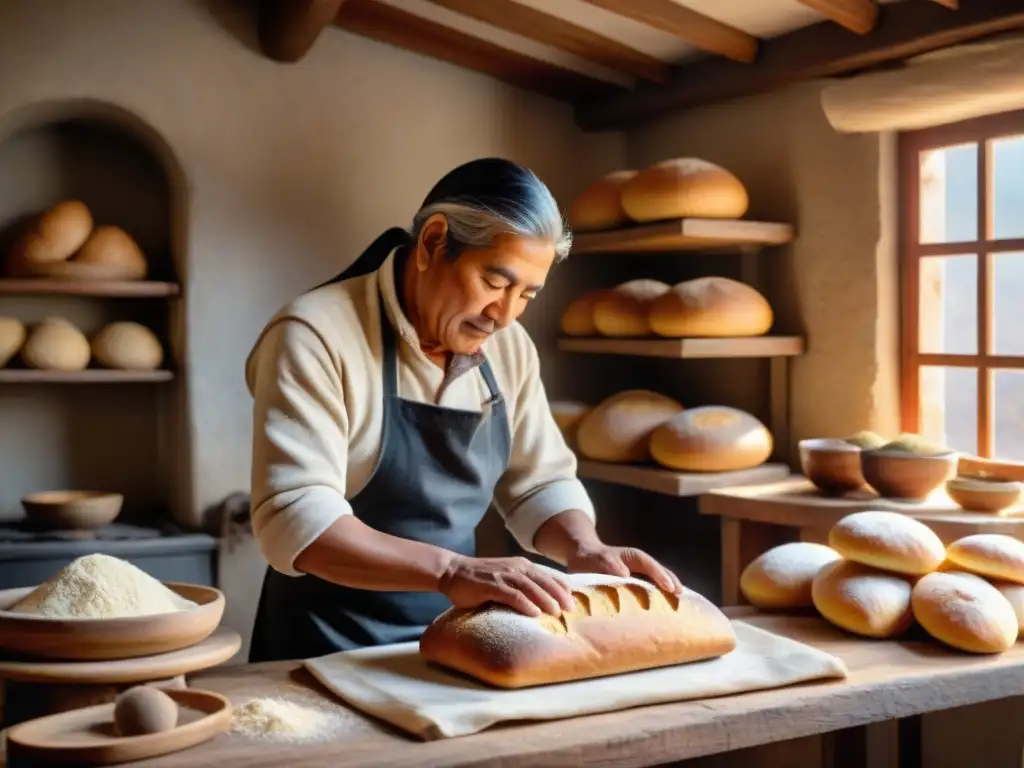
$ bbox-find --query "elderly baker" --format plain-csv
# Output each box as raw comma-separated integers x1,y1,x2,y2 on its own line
245,157,683,662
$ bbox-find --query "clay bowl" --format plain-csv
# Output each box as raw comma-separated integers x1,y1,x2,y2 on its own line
0,583,225,661
21,490,123,531
946,475,1023,513
861,448,959,501
799,438,866,495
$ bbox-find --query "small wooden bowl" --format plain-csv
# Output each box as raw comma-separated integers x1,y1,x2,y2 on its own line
21,490,123,530
861,449,959,500
946,475,1023,513
799,438,866,495
0,583,226,661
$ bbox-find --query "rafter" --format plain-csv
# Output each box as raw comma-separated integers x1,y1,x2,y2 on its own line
795,0,879,35
257,0,346,63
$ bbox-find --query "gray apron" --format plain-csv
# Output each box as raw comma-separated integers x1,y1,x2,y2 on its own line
248,229,512,662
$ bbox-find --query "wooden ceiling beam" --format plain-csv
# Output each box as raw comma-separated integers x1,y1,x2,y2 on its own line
576,0,1024,131
422,0,671,83
930,0,959,8
257,0,346,63
795,0,879,35
335,0,622,102
579,0,759,64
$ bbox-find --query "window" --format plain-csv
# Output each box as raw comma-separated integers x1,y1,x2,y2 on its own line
900,109,1024,460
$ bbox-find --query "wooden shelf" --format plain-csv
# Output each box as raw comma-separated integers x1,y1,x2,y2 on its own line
0,370,174,383
577,460,791,497
571,218,795,255
558,335,804,359
0,279,180,297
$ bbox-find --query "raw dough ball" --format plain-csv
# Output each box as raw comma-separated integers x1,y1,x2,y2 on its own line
11,200,94,265
911,571,1018,653
649,405,773,472
620,158,749,223
73,226,148,279
92,322,164,370
114,686,178,737
592,279,670,337
828,510,946,576
739,542,841,609
567,170,638,232
576,389,684,463
0,316,26,367
812,559,915,638
946,534,1024,584
560,289,612,337
648,277,773,338
21,318,90,371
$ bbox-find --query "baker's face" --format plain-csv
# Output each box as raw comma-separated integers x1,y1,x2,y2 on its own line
414,215,556,355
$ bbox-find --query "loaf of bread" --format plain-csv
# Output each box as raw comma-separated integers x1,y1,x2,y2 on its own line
0,316,26,367
620,158,749,223
560,289,612,337
993,581,1024,632
648,277,773,338
911,571,1018,653
91,322,164,370
739,542,841,609
576,389,684,463
419,572,736,688
812,559,914,638
9,200,93,266
593,279,670,337
649,406,773,472
945,534,1024,584
567,171,638,232
72,226,148,280
21,318,91,372
828,511,946,576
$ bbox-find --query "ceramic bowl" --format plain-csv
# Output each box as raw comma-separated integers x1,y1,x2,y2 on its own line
946,475,1023,513
861,449,959,500
21,490,123,530
799,438,866,495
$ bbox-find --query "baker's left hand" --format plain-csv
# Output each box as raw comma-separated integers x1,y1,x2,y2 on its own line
566,545,683,595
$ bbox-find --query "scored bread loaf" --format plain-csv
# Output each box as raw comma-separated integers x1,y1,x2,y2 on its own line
649,277,773,338
560,289,612,337
620,158,749,223
945,534,1024,584
911,571,1018,653
739,542,841,609
419,571,736,688
575,389,684,463
567,170,638,232
812,559,914,638
649,405,773,472
828,511,946,576
593,279,670,337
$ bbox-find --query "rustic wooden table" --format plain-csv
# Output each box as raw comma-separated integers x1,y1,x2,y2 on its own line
21,611,1022,768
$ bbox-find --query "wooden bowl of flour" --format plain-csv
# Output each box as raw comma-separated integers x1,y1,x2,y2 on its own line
0,583,225,661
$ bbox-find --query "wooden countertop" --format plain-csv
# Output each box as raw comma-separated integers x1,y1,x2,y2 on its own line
135,610,1024,768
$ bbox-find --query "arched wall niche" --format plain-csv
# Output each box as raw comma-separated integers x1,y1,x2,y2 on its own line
0,98,194,528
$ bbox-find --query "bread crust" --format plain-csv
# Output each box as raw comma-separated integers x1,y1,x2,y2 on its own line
620,159,749,223
567,170,638,232
420,574,736,688
828,511,946,576
911,571,1018,653
576,389,683,463
946,534,1024,584
592,279,670,338
649,277,773,338
812,559,914,638
649,405,773,472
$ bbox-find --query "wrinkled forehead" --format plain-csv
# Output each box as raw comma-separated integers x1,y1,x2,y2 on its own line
459,234,556,287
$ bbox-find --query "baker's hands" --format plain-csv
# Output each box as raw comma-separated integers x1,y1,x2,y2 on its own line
439,555,575,618
567,544,683,595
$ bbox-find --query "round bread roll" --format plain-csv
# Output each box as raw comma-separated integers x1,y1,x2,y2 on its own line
12,200,93,264
21,318,90,371
567,170,638,232
592,279,670,337
72,226,148,279
911,571,1018,653
739,542,841,609
811,559,914,638
576,389,684,464
649,406,773,472
945,534,1024,584
91,322,164,370
560,289,612,337
648,277,773,338
550,400,591,448
993,581,1024,633
828,510,946,576
0,316,26,367
620,158,749,223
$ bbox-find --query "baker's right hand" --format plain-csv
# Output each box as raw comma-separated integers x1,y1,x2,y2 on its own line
439,555,575,617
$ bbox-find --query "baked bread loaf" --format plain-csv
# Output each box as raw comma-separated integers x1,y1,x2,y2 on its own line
620,158,749,223
21,318,90,371
91,322,164,370
419,571,736,688
567,170,638,232
593,279,670,337
72,226,148,280
649,406,773,472
911,571,1018,653
560,289,612,337
827,511,946,576
648,277,773,338
576,389,684,463
9,200,93,265
739,542,841,609
811,559,914,638
0,316,26,367
993,581,1024,632
945,534,1024,584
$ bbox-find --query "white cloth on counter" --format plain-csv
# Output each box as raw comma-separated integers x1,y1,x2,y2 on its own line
303,620,848,740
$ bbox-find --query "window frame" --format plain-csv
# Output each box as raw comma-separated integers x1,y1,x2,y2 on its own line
899,108,1024,459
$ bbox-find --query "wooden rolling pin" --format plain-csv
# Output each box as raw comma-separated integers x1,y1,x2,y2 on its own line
958,455,1024,482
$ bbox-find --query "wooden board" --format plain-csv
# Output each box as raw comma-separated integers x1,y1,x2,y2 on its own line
558,336,804,359
0,279,180,297
6,688,231,764
137,611,1024,768
571,218,794,255
577,461,790,497
0,369,173,383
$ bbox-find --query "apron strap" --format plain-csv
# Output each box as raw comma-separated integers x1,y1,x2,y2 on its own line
478,360,500,401
380,303,399,398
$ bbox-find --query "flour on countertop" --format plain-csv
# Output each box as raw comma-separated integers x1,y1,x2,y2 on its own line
230,697,346,743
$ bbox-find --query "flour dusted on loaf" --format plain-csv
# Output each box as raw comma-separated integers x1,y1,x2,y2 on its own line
828,510,946,576
8,553,196,618
231,697,343,743
811,559,914,638
740,542,841,608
